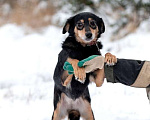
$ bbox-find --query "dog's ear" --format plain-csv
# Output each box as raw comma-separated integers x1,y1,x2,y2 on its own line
62,16,75,34
97,17,105,34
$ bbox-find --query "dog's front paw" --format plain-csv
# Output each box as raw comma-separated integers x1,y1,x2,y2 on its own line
105,53,117,66
74,67,86,84
68,58,86,84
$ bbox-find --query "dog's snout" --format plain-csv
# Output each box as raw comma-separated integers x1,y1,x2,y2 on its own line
85,32,92,39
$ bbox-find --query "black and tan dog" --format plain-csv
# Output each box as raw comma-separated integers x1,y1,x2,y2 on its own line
52,12,116,120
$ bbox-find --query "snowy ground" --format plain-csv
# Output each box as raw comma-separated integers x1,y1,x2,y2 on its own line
0,19,150,120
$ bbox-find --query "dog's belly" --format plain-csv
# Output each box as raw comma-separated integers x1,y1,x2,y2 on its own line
59,93,89,117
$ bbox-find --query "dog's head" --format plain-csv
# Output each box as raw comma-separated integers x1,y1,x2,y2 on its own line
63,12,105,46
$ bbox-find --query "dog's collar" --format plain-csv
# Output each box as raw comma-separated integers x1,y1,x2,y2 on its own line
86,41,96,46
96,42,101,54
67,36,100,54
68,36,97,45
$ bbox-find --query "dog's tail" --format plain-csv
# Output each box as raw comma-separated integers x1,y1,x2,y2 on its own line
68,110,80,120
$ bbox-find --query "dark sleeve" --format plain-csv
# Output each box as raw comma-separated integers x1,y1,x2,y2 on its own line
104,59,145,86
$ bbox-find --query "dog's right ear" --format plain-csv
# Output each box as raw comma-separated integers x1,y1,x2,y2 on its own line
62,16,74,34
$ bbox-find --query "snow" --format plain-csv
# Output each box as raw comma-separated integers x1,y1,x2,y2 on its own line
0,20,150,120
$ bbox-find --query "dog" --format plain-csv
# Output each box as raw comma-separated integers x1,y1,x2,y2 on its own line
52,12,116,120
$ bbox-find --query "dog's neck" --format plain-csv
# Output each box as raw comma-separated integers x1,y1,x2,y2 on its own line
67,36,98,47
62,36,102,51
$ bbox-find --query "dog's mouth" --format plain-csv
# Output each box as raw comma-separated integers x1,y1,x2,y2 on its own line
82,38,97,46
82,35,97,45
85,37,93,41
75,32,98,46
81,34,95,42
87,40,97,46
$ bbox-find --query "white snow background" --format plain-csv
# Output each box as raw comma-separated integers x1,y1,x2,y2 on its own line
0,19,150,120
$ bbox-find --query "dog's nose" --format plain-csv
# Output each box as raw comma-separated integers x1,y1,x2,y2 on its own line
85,32,92,38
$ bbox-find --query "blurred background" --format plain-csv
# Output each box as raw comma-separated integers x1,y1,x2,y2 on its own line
0,0,150,120
0,0,149,39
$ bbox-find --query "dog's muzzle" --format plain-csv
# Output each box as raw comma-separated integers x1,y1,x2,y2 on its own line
85,32,92,39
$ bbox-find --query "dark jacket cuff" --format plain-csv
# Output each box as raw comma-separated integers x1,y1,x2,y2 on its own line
104,63,116,83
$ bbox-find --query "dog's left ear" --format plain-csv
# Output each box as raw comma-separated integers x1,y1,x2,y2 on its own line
62,16,75,34
96,17,105,34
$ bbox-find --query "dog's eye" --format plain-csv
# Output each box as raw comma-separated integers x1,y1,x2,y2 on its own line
89,20,97,29
76,22,84,30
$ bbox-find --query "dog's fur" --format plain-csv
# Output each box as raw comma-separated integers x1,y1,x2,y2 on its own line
52,12,115,120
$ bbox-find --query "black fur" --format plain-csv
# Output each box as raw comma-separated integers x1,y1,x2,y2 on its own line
52,12,104,119
53,37,102,101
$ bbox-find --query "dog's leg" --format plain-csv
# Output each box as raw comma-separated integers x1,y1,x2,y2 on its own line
52,89,67,120
94,69,105,87
79,100,95,120
52,100,68,120
90,53,117,87
61,70,73,87
63,74,73,87
105,53,117,65
67,58,86,83
53,102,63,120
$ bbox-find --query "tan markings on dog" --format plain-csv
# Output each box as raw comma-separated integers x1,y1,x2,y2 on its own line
53,104,59,120
61,70,69,83
67,58,79,73
89,69,104,87
63,74,73,86
94,69,105,87
88,18,91,21
74,26,87,46
80,99,94,120
74,20,99,46
74,19,85,46
53,93,94,120
90,26,99,41
80,19,84,23
65,24,70,33
67,58,86,81
88,18,99,40
56,93,94,120
62,71,73,87
53,101,67,120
